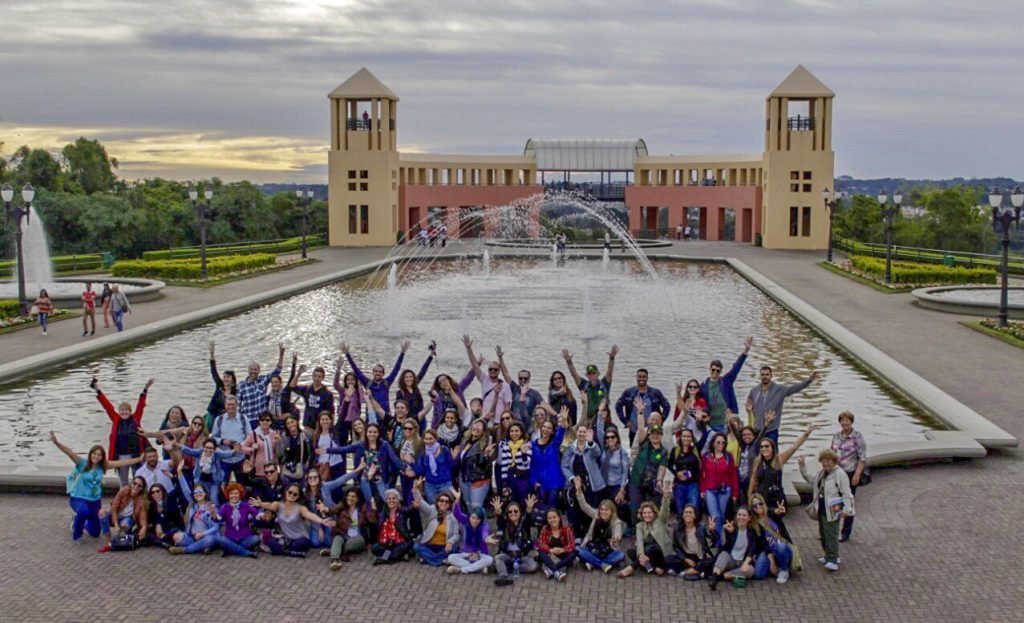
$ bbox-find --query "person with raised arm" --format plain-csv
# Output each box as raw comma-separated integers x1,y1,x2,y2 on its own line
462,335,513,426
748,422,817,539
50,431,142,544
706,507,763,590
394,340,437,423
700,433,739,530
427,372,471,429
334,363,363,444
206,341,237,430
171,437,243,507
745,366,819,443
495,345,544,427
618,484,672,578
702,337,752,433
92,376,154,487
230,342,285,430
489,494,539,586
288,358,335,432
627,399,669,518
250,483,335,558
445,487,493,575
320,422,402,506
410,478,461,567
573,476,626,573
342,340,409,422
530,406,569,510
562,344,618,424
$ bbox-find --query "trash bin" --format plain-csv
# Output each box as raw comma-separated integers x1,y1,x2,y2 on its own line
942,254,955,267
102,252,115,269
754,233,763,247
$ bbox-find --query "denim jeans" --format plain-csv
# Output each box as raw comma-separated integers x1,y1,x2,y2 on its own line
538,550,577,572
116,453,136,487
704,486,732,530
754,542,793,578
113,309,125,332
423,481,451,505
672,481,700,514
38,313,48,332
460,480,489,512
413,542,449,567
307,524,332,548
219,534,260,556
180,533,220,554
577,546,625,568
69,497,102,540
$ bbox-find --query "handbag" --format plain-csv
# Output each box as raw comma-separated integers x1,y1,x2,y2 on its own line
110,533,138,551
764,522,803,573
29,305,39,315
805,503,819,521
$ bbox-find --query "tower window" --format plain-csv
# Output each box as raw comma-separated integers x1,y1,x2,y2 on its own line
802,207,812,237
360,170,369,179
803,171,812,180
790,184,800,192
348,205,357,234
789,207,799,237
790,171,799,180
360,183,368,191
803,183,812,192
348,183,356,191
360,205,369,234
348,170,357,179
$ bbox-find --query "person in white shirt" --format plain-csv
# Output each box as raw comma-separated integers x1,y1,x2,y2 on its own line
134,447,176,494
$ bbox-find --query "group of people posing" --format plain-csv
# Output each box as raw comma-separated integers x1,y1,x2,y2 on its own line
54,336,867,589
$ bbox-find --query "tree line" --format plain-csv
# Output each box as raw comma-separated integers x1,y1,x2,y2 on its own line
0,138,326,260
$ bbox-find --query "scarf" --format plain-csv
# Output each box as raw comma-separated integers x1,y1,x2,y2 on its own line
256,428,275,464
425,441,440,476
437,423,460,444
199,452,214,475
508,438,525,460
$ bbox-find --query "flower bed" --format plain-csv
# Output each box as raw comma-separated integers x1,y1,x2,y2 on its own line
833,255,997,289
111,253,276,280
978,318,1024,341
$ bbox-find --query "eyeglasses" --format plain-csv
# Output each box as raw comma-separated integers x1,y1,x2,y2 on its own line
286,491,300,497
501,416,512,422
687,385,699,390
507,509,520,515
604,435,617,440
752,502,765,508
489,368,499,372
436,499,451,505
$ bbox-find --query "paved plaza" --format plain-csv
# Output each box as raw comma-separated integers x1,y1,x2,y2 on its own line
2,242,1022,622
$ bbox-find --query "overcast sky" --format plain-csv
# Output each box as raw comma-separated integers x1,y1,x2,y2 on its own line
2,0,1022,183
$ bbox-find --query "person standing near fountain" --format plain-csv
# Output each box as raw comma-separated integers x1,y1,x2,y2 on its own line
81,281,97,336
702,337,752,434
93,376,154,486
745,366,819,444
342,340,409,423
615,369,670,443
236,342,285,430
109,284,132,332
462,336,512,426
33,289,53,335
562,345,618,425
288,362,335,432
99,283,113,329
494,346,543,427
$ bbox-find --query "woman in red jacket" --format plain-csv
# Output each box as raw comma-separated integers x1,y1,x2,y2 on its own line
700,433,739,531
93,376,154,486
536,509,576,581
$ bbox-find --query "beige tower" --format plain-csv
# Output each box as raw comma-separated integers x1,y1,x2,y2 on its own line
328,68,400,246
761,65,835,249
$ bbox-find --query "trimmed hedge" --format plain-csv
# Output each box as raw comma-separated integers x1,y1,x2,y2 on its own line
0,254,104,273
142,234,325,261
0,299,21,319
849,255,997,285
111,253,276,280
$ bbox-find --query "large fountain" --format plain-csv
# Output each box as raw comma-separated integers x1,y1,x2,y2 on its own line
0,206,164,308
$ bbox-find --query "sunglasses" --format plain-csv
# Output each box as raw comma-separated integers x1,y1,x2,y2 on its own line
259,418,272,423
489,368,499,372
403,426,415,431
501,417,512,422
752,502,765,508
507,509,520,515
687,385,699,390
437,498,451,505
605,435,617,440
518,377,529,382
265,469,277,474
286,491,300,497
760,444,772,449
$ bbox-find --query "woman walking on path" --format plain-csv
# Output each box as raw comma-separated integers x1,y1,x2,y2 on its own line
50,431,142,544
99,282,112,329
81,281,97,336
33,289,53,335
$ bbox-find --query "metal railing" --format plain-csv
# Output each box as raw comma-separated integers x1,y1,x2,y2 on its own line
787,115,815,131
834,236,1024,274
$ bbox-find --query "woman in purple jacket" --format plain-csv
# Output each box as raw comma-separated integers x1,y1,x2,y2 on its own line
445,488,493,574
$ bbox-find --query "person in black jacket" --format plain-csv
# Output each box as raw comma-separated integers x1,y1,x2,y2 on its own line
488,494,538,586
707,507,763,590
666,504,716,579
145,483,183,548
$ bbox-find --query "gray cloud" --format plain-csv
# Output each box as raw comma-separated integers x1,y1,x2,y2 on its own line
2,0,1023,181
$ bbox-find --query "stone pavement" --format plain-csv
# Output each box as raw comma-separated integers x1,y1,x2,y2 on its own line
2,240,1022,621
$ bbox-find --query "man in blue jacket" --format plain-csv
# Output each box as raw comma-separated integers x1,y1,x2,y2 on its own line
701,336,753,433
615,369,670,442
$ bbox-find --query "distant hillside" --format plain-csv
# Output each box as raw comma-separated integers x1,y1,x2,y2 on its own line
835,176,1023,196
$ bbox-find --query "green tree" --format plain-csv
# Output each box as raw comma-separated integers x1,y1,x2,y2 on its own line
62,137,118,195
14,147,64,192
921,187,989,252
834,194,884,243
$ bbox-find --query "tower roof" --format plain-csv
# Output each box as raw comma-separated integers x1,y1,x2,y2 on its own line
329,68,399,101
769,65,834,98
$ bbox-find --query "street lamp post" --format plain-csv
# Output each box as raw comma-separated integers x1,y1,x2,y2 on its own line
188,183,214,280
987,187,1023,328
822,187,840,263
295,189,313,260
877,191,903,284
2,183,36,315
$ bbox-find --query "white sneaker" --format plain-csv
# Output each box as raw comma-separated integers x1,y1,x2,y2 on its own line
824,562,839,572
446,565,460,575
818,556,841,565
543,567,554,579
776,570,789,584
